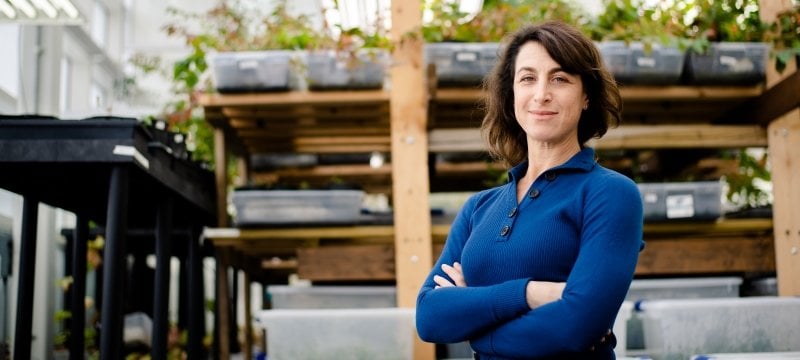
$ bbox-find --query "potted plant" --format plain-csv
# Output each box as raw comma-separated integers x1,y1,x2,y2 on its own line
677,0,773,85
762,3,800,74
422,0,590,87
589,0,688,85
305,2,393,90
163,0,324,93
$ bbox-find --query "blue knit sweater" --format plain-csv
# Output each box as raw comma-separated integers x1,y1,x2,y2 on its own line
416,148,644,359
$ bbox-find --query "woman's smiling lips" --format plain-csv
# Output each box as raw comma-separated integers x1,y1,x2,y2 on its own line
529,109,558,119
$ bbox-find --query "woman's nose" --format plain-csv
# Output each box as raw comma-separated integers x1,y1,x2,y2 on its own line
533,83,551,103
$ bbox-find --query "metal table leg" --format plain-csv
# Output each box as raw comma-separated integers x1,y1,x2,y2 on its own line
13,197,38,360
69,216,88,360
187,227,204,359
100,166,129,360
151,195,173,360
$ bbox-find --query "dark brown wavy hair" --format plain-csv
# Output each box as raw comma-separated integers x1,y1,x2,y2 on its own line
481,21,622,166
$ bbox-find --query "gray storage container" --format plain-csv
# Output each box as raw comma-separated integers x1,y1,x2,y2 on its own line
637,181,723,222
626,277,742,302
307,49,388,90
425,42,501,86
691,352,800,359
255,308,415,360
597,41,685,85
684,42,769,85
267,285,396,309
210,50,293,92
626,277,742,351
638,297,800,360
232,189,364,226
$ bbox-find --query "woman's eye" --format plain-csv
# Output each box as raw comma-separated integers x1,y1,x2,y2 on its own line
551,76,567,84
520,75,535,83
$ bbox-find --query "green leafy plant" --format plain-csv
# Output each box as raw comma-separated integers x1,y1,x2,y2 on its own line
589,0,686,50
762,4,800,72
422,0,590,43
724,149,771,210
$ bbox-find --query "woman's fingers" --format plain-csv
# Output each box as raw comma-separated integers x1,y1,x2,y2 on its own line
441,262,466,287
433,275,454,288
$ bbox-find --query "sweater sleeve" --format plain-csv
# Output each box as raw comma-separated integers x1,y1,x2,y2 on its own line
416,193,533,344
470,173,643,357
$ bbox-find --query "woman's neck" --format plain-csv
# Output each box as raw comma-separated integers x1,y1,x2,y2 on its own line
525,141,581,181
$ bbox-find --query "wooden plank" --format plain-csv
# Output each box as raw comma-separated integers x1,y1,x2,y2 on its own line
243,142,392,154
635,235,776,275
430,125,768,152
297,245,395,281
199,90,390,107
391,0,433,307
725,70,800,125
252,164,392,178
391,1,434,357
222,105,390,120
432,86,762,103
767,108,800,296
205,226,395,240
214,127,229,227
592,124,768,149
234,127,390,137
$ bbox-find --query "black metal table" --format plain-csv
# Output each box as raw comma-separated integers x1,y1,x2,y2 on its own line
0,116,216,359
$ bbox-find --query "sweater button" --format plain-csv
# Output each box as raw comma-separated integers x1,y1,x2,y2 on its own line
545,172,556,181
507,207,517,218
529,188,541,198
500,225,510,236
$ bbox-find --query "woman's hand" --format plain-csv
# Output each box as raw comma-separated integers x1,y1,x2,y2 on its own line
525,281,566,309
434,262,466,288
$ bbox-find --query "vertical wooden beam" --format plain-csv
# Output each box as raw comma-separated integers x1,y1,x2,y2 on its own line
214,128,229,227
760,0,797,89
390,0,434,359
761,0,800,296
767,109,800,296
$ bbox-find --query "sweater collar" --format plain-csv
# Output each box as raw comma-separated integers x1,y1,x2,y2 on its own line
507,147,597,183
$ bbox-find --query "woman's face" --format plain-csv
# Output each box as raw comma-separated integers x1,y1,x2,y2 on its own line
513,41,587,148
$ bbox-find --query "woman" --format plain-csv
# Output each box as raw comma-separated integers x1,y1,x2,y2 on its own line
416,21,644,359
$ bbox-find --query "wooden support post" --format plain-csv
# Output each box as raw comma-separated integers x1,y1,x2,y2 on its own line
214,127,229,227
767,108,800,296
760,0,800,296
390,0,434,359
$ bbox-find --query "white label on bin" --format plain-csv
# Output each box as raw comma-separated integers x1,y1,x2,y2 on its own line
455,52,478,62
666,194,694,219
238,59,259,69
643,193,658,203
636,57,656,68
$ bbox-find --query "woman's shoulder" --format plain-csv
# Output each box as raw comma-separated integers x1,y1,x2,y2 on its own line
588,165,639,194
463,183,511,209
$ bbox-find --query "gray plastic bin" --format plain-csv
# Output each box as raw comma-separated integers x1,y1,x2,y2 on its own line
232,189,364,226
685,42,769,85
425,42,500,86
267,285,396,309
597,41,685,85
210,50,293,92
637,181,723,222
307,49,388,90
639,297,800,360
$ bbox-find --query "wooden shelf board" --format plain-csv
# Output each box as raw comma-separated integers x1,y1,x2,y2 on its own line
432,86,762,103
199,90,390,107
